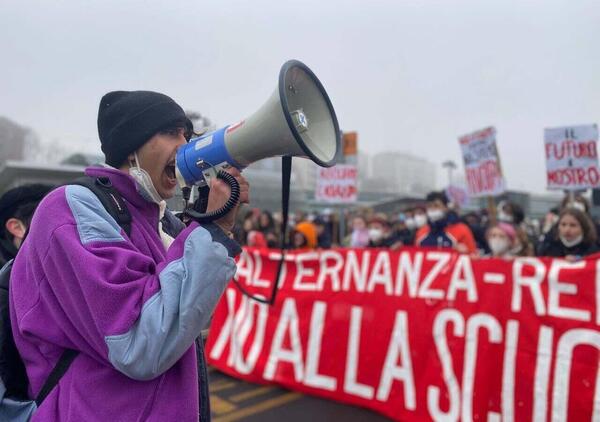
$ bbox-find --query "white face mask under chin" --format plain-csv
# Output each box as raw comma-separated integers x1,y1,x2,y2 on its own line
129,153,174,249
560,235,583,248
129,153,164,205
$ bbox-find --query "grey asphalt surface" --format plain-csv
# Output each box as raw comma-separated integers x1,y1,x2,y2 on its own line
208,367,393,422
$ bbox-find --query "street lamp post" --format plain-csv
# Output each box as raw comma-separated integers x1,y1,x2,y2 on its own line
442,160,457,186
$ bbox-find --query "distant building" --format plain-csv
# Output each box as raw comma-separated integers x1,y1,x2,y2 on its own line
0,160,84,194
371,152,437,195
0,116,31,162
61,153,104,167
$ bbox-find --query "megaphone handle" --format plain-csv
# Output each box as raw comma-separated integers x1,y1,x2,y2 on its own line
184,170,240,223
194,185,210,214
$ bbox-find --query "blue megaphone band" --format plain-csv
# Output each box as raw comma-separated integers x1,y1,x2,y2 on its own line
176,126,242,185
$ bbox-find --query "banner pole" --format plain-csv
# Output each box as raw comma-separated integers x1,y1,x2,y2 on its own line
488,196,497,225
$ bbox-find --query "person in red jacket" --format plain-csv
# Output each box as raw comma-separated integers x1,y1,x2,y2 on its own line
415,191,477,254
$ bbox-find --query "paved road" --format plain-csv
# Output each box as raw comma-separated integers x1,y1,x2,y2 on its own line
208,367,392,422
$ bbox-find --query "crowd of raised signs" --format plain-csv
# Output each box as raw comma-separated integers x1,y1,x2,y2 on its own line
235,190,600,261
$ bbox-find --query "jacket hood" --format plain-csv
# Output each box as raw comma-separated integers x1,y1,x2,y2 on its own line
294,221,318,249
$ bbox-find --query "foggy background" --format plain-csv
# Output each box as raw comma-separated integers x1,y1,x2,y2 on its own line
1,0,599,193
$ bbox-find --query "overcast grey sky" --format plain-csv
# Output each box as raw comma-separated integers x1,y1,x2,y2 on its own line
1,0,599,193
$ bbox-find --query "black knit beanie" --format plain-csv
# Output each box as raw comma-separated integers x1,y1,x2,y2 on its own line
98,90,192,167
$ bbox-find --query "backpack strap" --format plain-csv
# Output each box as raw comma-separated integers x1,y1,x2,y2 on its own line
35,349,78,406
0,260,30,400
69,176,132,237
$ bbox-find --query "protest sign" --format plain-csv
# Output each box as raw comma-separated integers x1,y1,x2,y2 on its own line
459,127,505,197
207,248,600,422
445,184,470,208
544,124,600,190
315,165,357,203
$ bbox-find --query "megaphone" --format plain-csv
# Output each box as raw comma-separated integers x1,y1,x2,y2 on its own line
175,59,341,221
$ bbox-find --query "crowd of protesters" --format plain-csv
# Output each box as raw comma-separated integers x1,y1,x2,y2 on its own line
3,187,599,265
233,190,600,261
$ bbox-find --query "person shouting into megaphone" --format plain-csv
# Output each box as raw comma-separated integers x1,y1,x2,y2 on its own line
9,90,249,421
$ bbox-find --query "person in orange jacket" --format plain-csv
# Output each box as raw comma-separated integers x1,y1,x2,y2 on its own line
292,221,318,250
415,191,477,254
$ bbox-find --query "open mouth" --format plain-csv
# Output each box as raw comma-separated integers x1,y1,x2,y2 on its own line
165,163,176,180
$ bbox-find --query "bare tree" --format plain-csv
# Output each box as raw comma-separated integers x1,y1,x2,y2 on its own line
185,110,216,134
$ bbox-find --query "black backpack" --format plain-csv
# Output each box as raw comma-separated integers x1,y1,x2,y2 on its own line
0,176,131,406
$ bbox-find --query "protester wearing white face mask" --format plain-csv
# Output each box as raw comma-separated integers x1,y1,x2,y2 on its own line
415,191,477,255
538,194,600,254
349,216,370,247
496,200,526,225
413,207,428,229
485,223,519,258
367,215,396,248
537,208,599,261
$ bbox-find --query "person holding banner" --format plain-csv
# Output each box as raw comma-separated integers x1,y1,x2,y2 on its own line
412,205,428,231
538,195,600,254
484,222,534,258
349,215,370,247
415,191,477,254
367,214,398,248
292,221,319,250
485,223,517,258
402,206,427,244
537,208,599,260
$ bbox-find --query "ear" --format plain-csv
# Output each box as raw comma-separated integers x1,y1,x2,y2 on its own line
118,154,136,171
5,218,26,241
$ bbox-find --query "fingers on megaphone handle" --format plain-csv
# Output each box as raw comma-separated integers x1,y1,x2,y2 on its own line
185,170,241,224
237,174,250,204
217,166,249,204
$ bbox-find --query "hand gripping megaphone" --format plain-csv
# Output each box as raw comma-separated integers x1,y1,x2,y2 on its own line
175,59,341,222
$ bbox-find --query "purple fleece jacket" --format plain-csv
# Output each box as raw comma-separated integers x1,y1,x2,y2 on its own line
10,166,240,421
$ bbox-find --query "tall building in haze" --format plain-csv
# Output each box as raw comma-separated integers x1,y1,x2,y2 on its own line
371,151,436,195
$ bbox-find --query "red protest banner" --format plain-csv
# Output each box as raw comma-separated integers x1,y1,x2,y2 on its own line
206,248,600,422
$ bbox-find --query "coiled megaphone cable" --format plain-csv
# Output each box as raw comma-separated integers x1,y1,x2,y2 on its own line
183,170,241,223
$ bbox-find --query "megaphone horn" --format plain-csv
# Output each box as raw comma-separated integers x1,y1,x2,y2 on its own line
177,60,340,184
176,59,341,222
